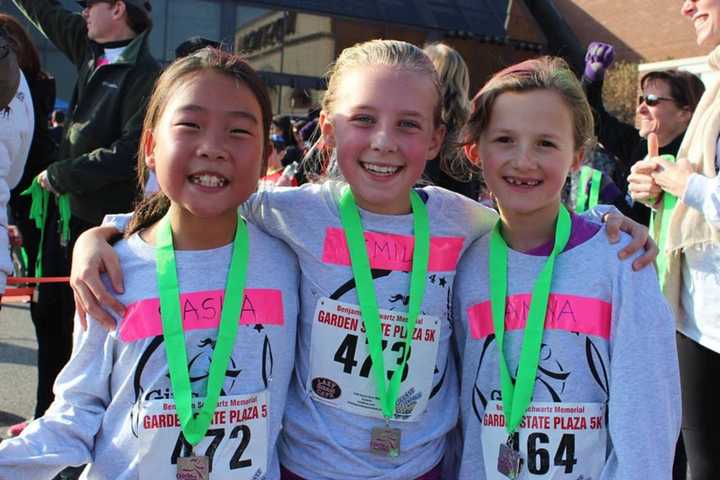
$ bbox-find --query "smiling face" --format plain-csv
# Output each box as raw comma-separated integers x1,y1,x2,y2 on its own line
145,70,265,224
465,89,582,226
682,0,720,49
636,78,692,145
320,65,444,215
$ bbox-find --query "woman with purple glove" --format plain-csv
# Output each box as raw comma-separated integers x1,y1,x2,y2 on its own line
628,1,720,479
582,41,704,225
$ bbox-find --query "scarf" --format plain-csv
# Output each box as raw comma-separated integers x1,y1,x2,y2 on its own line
661,45,720,317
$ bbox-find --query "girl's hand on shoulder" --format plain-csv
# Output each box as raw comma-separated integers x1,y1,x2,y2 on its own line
71,226,127,331
602,212,658,271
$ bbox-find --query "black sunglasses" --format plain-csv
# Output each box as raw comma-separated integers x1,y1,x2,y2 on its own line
638,94,676,107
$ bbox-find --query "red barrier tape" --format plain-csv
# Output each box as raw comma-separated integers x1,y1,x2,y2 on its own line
7,276,70,284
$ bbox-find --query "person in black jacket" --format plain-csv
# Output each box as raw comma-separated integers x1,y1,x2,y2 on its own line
8,0,159,438
582,42,705,224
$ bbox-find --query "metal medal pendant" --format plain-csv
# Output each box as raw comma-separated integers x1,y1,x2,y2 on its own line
497,441,523,479
177,455,210,480
370,426,402,457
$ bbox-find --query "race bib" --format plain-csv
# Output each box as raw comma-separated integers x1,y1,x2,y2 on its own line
481,401,607,479
307,297,440,421
138,392,269,480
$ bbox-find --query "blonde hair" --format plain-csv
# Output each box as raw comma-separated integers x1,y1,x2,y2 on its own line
322,39,443,126
463,56,595,154
423,42,473,181
424,42,470,132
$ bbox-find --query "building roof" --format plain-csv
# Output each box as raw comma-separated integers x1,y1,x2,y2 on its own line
239,0,510,37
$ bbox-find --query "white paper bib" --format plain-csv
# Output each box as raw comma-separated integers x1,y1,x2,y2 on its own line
481,401,607,479
138,391,269,479
307,297,440,421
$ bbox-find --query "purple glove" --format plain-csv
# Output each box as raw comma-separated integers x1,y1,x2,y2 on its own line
583,42,615,82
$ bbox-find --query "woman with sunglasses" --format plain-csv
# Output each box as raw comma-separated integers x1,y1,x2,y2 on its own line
628,2,720,479
583,41,705,225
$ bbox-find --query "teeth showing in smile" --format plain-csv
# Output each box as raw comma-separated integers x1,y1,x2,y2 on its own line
362,162,401,176
505,176,541,187
189,174,228,188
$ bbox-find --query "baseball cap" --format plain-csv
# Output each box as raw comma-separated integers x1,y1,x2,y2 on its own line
77,0,152,13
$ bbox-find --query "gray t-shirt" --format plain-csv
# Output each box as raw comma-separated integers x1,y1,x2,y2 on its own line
453,228,681,480
0,223,299,480
244,182,498,480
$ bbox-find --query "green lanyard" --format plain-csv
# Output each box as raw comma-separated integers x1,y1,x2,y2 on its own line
20,178,71,276
156,213,249,447
648,155,678,289
489,205,571,435
337,188,430,420
575,166,601,213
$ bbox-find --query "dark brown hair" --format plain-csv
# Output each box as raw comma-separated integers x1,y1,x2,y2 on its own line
0,14,43,79
127,48,272,236
640,69,705,113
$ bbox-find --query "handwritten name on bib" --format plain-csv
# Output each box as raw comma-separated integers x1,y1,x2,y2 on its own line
322,227,463,272
120,289,284,342
468,294,611,341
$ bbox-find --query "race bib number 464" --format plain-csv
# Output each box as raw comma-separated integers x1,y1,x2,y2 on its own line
481,401,607,479
307,298,440,421
138,392,269,480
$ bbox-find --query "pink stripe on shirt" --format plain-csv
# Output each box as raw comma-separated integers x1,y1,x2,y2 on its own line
322,227,464,272
467,293,611,340
119,289,284,342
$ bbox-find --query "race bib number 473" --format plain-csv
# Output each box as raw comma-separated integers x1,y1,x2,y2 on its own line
307,298,440,421
138,392,269,480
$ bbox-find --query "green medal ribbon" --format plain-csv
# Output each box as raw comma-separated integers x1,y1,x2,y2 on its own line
648,155,678,289
20,177,71,277
489,205,571,435
337,188,430,420
156,213,249,447
575,166,601,213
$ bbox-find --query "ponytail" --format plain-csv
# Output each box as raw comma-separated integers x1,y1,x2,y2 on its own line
126,191,170,237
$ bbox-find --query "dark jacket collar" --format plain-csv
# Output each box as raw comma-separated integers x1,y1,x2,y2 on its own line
89,29,151,66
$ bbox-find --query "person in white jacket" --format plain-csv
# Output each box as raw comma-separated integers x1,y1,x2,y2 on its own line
0,34,34,297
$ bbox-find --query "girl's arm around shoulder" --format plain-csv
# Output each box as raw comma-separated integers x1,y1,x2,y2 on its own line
601,236,680,479
422,185,498,241
0,312,115,477
246,221,299,279
240,183,328,239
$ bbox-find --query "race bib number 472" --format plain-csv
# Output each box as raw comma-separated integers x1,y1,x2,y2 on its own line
307,298,440,421
138,392,269,480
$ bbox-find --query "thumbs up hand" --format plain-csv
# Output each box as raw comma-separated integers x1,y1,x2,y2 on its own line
628,133,663,206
